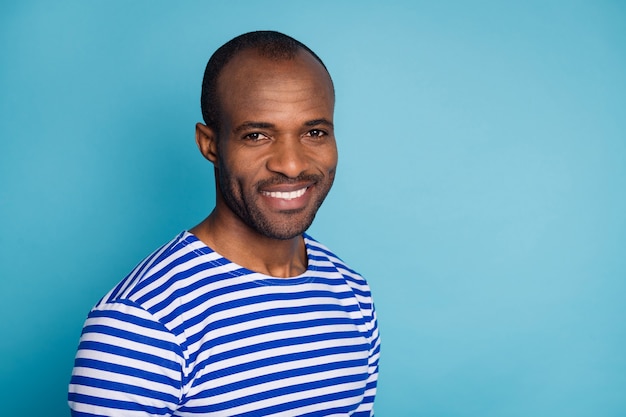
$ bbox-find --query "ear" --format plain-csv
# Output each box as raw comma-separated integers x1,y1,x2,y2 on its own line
195,123,218,164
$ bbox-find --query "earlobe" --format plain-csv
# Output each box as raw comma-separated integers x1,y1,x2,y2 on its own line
195,123,218,163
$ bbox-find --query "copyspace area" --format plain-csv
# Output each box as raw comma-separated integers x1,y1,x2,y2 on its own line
1,1,625,416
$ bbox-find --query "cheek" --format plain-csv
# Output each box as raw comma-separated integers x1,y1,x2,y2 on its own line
221,156,260,188
319,147,338,172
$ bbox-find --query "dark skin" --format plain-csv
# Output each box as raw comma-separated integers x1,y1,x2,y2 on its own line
191,49,337,278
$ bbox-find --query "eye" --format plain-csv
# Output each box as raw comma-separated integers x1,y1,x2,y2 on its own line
243,132,269,142
306,129,326,138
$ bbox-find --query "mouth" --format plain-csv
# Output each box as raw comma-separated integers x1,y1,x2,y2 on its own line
261,187,308,201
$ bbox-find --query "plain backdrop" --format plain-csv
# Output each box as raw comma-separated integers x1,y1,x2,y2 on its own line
1,1,625,416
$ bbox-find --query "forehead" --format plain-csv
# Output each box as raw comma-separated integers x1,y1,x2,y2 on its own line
216,48,334,112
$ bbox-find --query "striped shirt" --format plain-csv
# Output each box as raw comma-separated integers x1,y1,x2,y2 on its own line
68,231,380,416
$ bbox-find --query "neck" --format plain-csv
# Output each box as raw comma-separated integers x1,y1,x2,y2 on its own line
189,209,307,278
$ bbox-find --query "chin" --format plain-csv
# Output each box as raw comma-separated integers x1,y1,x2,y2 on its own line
252,214,316,241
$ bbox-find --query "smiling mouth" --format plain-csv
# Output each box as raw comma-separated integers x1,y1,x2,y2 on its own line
261,187,308,200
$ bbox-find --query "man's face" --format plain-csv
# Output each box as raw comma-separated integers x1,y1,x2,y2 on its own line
213,49,337,240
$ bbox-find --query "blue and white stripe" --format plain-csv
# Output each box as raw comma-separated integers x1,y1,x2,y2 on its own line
69,231,380,416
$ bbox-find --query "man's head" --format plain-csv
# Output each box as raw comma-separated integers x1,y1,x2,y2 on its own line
196,31,337,240
201,31,334,134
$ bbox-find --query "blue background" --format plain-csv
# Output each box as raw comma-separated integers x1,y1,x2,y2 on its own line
1,1,625,416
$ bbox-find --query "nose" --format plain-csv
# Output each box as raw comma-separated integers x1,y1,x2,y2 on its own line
266,137,310,178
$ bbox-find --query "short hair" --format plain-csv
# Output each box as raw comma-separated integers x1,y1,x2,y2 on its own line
200,30,333,133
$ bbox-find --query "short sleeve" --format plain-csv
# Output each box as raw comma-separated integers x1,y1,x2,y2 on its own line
68,300,185,417
353,295,380,416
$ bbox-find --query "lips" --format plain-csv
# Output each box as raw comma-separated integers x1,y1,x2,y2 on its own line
256,175,322,211
261,187,308,200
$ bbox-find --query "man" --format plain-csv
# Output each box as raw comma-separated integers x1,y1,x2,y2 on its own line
69,31,380,416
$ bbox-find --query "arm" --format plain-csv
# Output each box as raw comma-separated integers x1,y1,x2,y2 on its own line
68,300,185,417
354,299,381,417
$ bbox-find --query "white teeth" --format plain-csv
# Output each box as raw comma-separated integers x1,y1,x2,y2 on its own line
263,187,307,200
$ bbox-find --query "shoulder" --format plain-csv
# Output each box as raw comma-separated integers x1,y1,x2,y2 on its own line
304,234,373,300
96,231,218,310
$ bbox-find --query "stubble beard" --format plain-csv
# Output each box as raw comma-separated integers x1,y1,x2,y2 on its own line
217,164,334,240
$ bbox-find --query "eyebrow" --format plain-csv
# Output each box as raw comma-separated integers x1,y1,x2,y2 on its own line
234,122,275,133
234,118,334,134
305,118,334,129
